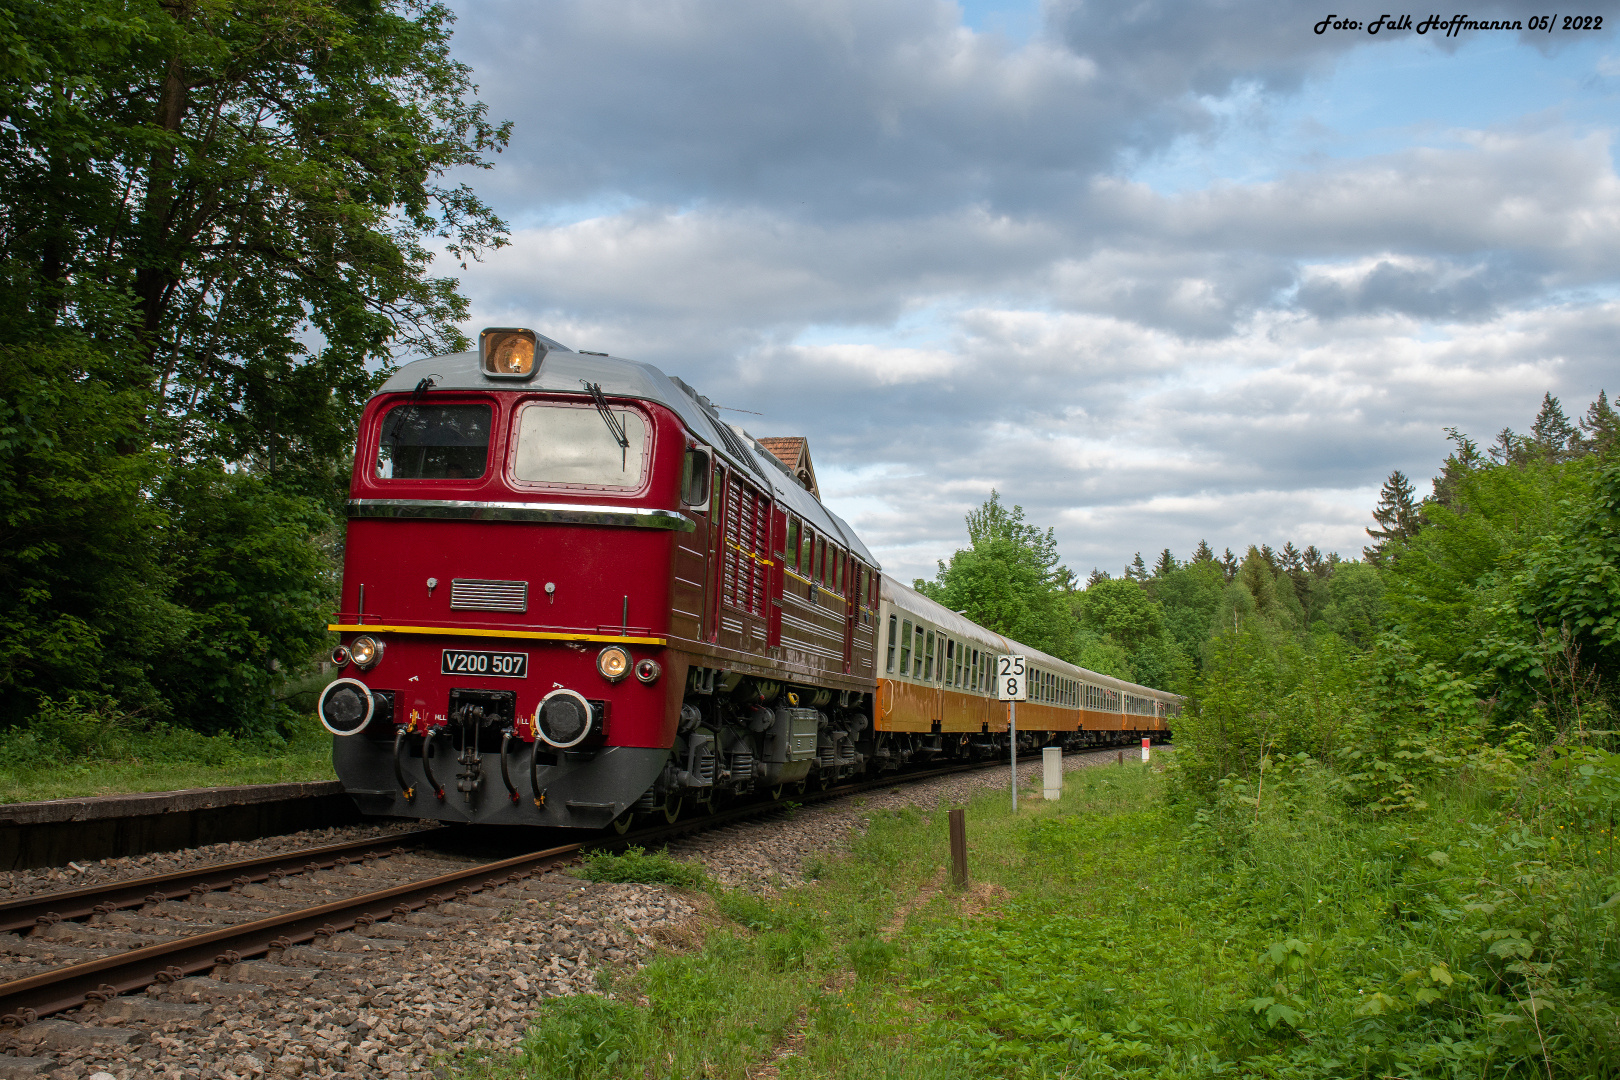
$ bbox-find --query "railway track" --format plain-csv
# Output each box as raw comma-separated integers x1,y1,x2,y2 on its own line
0,753,1039,1068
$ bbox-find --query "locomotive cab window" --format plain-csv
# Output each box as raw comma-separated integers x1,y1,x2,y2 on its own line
786,518,801,572
681,447,711,508
513,403,649,489
376,403,492,480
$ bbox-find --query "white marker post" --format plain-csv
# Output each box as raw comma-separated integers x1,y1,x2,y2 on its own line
996,654,1027,811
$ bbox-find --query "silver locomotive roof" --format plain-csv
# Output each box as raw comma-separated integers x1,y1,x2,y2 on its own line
379,339,878,569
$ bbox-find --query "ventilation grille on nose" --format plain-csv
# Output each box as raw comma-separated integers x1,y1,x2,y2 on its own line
450,578,529,612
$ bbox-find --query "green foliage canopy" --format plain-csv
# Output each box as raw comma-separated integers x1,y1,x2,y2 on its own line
0,0,508,729
916,491,1079,661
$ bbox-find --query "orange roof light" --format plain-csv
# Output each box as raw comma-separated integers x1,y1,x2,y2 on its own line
480,328,543,379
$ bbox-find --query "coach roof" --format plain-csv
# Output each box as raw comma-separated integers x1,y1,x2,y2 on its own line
380,339,878,568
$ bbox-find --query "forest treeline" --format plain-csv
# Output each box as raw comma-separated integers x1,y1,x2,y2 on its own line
0,0,507,736
918,389,1620,758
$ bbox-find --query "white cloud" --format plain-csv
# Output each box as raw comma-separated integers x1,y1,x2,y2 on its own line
440,0,1620,579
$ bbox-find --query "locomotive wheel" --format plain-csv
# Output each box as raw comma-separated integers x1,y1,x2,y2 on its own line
661,796,682,824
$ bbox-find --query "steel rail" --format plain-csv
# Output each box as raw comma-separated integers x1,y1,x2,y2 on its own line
0,747,1095,1025
0,843,584,1025
0,829,441,934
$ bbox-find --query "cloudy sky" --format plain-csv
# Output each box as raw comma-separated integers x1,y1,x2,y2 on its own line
441,0,1620,583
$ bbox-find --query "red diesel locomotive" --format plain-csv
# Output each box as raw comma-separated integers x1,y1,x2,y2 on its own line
319,328,1176,830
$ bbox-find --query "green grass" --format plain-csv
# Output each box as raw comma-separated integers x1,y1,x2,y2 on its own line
580,846,710,890
464,753,1620,1080
0,700,335,803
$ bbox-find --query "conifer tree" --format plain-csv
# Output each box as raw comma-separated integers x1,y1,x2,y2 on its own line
1489,427,1525,466
1127,552,1149,582
1530,393,1578,460
1221,548,1239,582
1279,542,1308,602
1302,545,1329,577
1364,469,1422,563
1434,427,1487,508
1191,539,1215,564
1153,548,1179,577
1086,568,1111,587
1577,389,1619,456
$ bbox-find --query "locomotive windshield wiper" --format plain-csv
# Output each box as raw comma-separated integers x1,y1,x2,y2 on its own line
582,381,630,470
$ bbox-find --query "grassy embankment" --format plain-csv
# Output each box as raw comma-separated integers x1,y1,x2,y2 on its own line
0,695,335,803
467,754,1620,1080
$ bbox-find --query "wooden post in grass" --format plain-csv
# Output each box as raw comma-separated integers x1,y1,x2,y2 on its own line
948,807,968,887
1116,750,1124,766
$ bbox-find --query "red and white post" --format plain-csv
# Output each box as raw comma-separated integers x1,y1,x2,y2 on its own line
1141,737,1151,762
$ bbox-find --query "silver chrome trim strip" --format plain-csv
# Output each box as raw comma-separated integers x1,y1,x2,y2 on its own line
347,499,695,532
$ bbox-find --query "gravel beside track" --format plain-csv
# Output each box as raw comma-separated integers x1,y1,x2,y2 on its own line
0,747,1158,1079
0,824,430,904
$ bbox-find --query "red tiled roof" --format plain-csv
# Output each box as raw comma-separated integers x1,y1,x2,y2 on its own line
756,436,806,468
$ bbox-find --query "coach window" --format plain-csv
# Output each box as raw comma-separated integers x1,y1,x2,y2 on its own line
800,529,814,577
513,402,649,488
924,631,935,681
376,403,491,480
886,615,897,673
913,625,924,678
970,649,979,691
899,620,912,678
786,518,800,573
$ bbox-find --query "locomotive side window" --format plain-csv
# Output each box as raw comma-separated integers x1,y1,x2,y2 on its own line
681,447,711,507
376,403,492,480
786,518,800,572
800,529,814,578
886,614,897,673
513,403,648,488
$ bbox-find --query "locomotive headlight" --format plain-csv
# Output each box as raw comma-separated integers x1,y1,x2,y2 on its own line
349,635,383,669
331,645,351,667
634,658,661,685
536,689,597,749
596,645,630,683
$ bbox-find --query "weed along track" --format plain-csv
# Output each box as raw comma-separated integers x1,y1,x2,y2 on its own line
0,750,1098,1076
